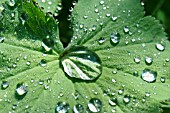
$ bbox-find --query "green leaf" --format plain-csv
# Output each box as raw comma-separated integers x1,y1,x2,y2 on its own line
36,0,62,14
70,0,170,112
0,0,170,113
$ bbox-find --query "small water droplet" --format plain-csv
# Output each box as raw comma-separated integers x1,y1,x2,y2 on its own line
98,37,106,45
26,61,31,66
83,15,88,19
73,104,84,113
55,102,70,113
123,26,129,33
145,57,153,65
100,1,104,5
1,81,9,89
12,104,17,110
0,37,5,43
8,0,15,6
141,69,157,83
134,57,140,64
118,89,124,95
42,38,54,53
20,13,28,25
109,98,117,106
145,92,150,97
110,32,120,45
92,25,97,31
16,83,28,96
155,43,165,51
39,59,47,67
112,16,117,21
88,98,102,113
160,77,166,83
123,95,130,104
133,71,139,77
61,46,102,81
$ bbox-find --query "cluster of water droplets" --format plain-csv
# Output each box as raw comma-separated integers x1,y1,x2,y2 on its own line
55,98,102,113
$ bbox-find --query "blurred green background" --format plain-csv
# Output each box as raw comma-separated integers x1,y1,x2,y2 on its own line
144,0,170,40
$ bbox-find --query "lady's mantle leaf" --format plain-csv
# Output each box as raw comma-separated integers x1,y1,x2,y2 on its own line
70,0,170,112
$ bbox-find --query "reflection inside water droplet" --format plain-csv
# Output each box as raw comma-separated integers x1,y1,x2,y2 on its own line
73,104,84,113
88,98,102,113
55,102,70,113
141,69,157,83
60,46,102,81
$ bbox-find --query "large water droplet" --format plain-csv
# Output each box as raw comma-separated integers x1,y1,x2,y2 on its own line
141,69,157,83
55,102,70,113
60,46,102,81
1,80,9,89
88,98,102,113
110,32,120,45
73,104,84,113
155,43,165,51
16,83,28,96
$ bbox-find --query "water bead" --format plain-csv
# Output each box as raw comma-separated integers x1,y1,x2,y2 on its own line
61,46,102,81
141,69,157,83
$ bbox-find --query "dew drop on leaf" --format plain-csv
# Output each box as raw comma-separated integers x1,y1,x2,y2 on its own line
88,98,102,113
1,80,9,89
155,43,165,51
98,37,106,45
12,104,17,110
73,104,84,113
16,83,28,96
123,26,129,33
39,59,47,67
26,61,31,66
109,98,117,106
8,0,15,7
111,16,117,21
60,46,102,81
20,13,28,25
118,89,124,95
141,69,157,83
134,57,140,64
160,77,166,83
145,57,153,65
42,37,54,52
55,102,70,113
110,32,120,45
0,37,5,43
123,95,130,104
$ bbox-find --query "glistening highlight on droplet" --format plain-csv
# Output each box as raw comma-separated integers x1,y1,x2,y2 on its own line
60,46,102,81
